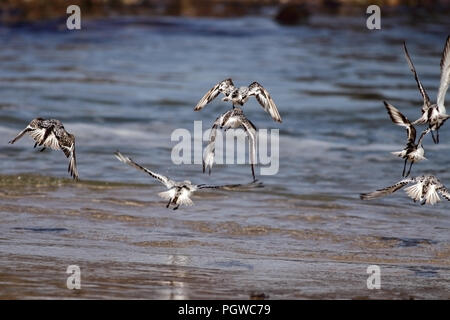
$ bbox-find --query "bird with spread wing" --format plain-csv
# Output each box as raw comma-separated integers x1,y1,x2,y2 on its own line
361,175,450,205
403,36,450,143
194,78,282,123
384,101,430,177
9,118,78,180
114,151,263,210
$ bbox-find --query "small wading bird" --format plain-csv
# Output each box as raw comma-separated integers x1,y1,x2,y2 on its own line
403,36,450,143
384,101,430,177
194,78,282,123
203,107,257,181
9,118,78,180
114,151,262,210
360,175,450,205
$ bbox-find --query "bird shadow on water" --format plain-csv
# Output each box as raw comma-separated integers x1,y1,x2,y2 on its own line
210,260,254,271
380,236,438,247
12,227,69,233
406,266,441,278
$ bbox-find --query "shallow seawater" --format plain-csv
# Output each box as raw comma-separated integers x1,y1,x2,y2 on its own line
0,14,449,299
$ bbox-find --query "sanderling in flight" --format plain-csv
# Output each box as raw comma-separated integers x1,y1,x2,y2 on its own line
203,107,257,181
114,151,262,210
360,175,450,205
9,118,78,180
194,78,282,123
384,101,430,177
403,36,450,143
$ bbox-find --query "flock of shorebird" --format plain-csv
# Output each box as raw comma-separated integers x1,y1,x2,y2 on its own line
361,36,450,205
8,79,281,209
7,37,450,208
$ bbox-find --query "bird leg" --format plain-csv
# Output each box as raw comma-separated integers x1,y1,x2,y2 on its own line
166,199,171,208
405,161,413,177
430,129,437,144
40,147,46,152
436,129,440,144
173,205,180,210
402,158,408,177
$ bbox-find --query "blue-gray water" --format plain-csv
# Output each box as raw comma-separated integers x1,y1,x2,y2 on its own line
0,14,449,299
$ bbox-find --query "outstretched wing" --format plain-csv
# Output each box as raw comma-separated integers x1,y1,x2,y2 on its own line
202,116,221,175
197,179,264,190
114,151,174,188
59,134,78,181
360,179,413,200
68,144,78,181
194,78,234,111
437,185,450,201
403,42,431,113
437,35,450,114
27,126,50,148
404,181,424,202
240,116,257,181
51,125,78,180
248,82,282,123
8,126,33,144
40,129,61,150
9,118,60,150
384,101,416,145
417,128,431,145
424,184,441,205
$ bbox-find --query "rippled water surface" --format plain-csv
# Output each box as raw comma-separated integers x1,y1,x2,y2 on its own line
0,14,450,299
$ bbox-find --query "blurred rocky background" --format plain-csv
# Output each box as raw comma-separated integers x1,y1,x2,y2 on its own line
0,0,449,25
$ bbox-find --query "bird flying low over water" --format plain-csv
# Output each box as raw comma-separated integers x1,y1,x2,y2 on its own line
403,36,450,143
360,175,450,205
194,78,282,123
384,101,430,178
203,107,257,181
9,118,78,180
114,151,263,210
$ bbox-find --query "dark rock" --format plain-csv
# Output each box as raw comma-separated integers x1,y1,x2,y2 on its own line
275,4,310,26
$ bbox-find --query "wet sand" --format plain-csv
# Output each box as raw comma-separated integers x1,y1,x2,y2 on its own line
0,174,449,299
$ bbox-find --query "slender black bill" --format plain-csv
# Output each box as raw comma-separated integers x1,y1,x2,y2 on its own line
402,158,408,177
